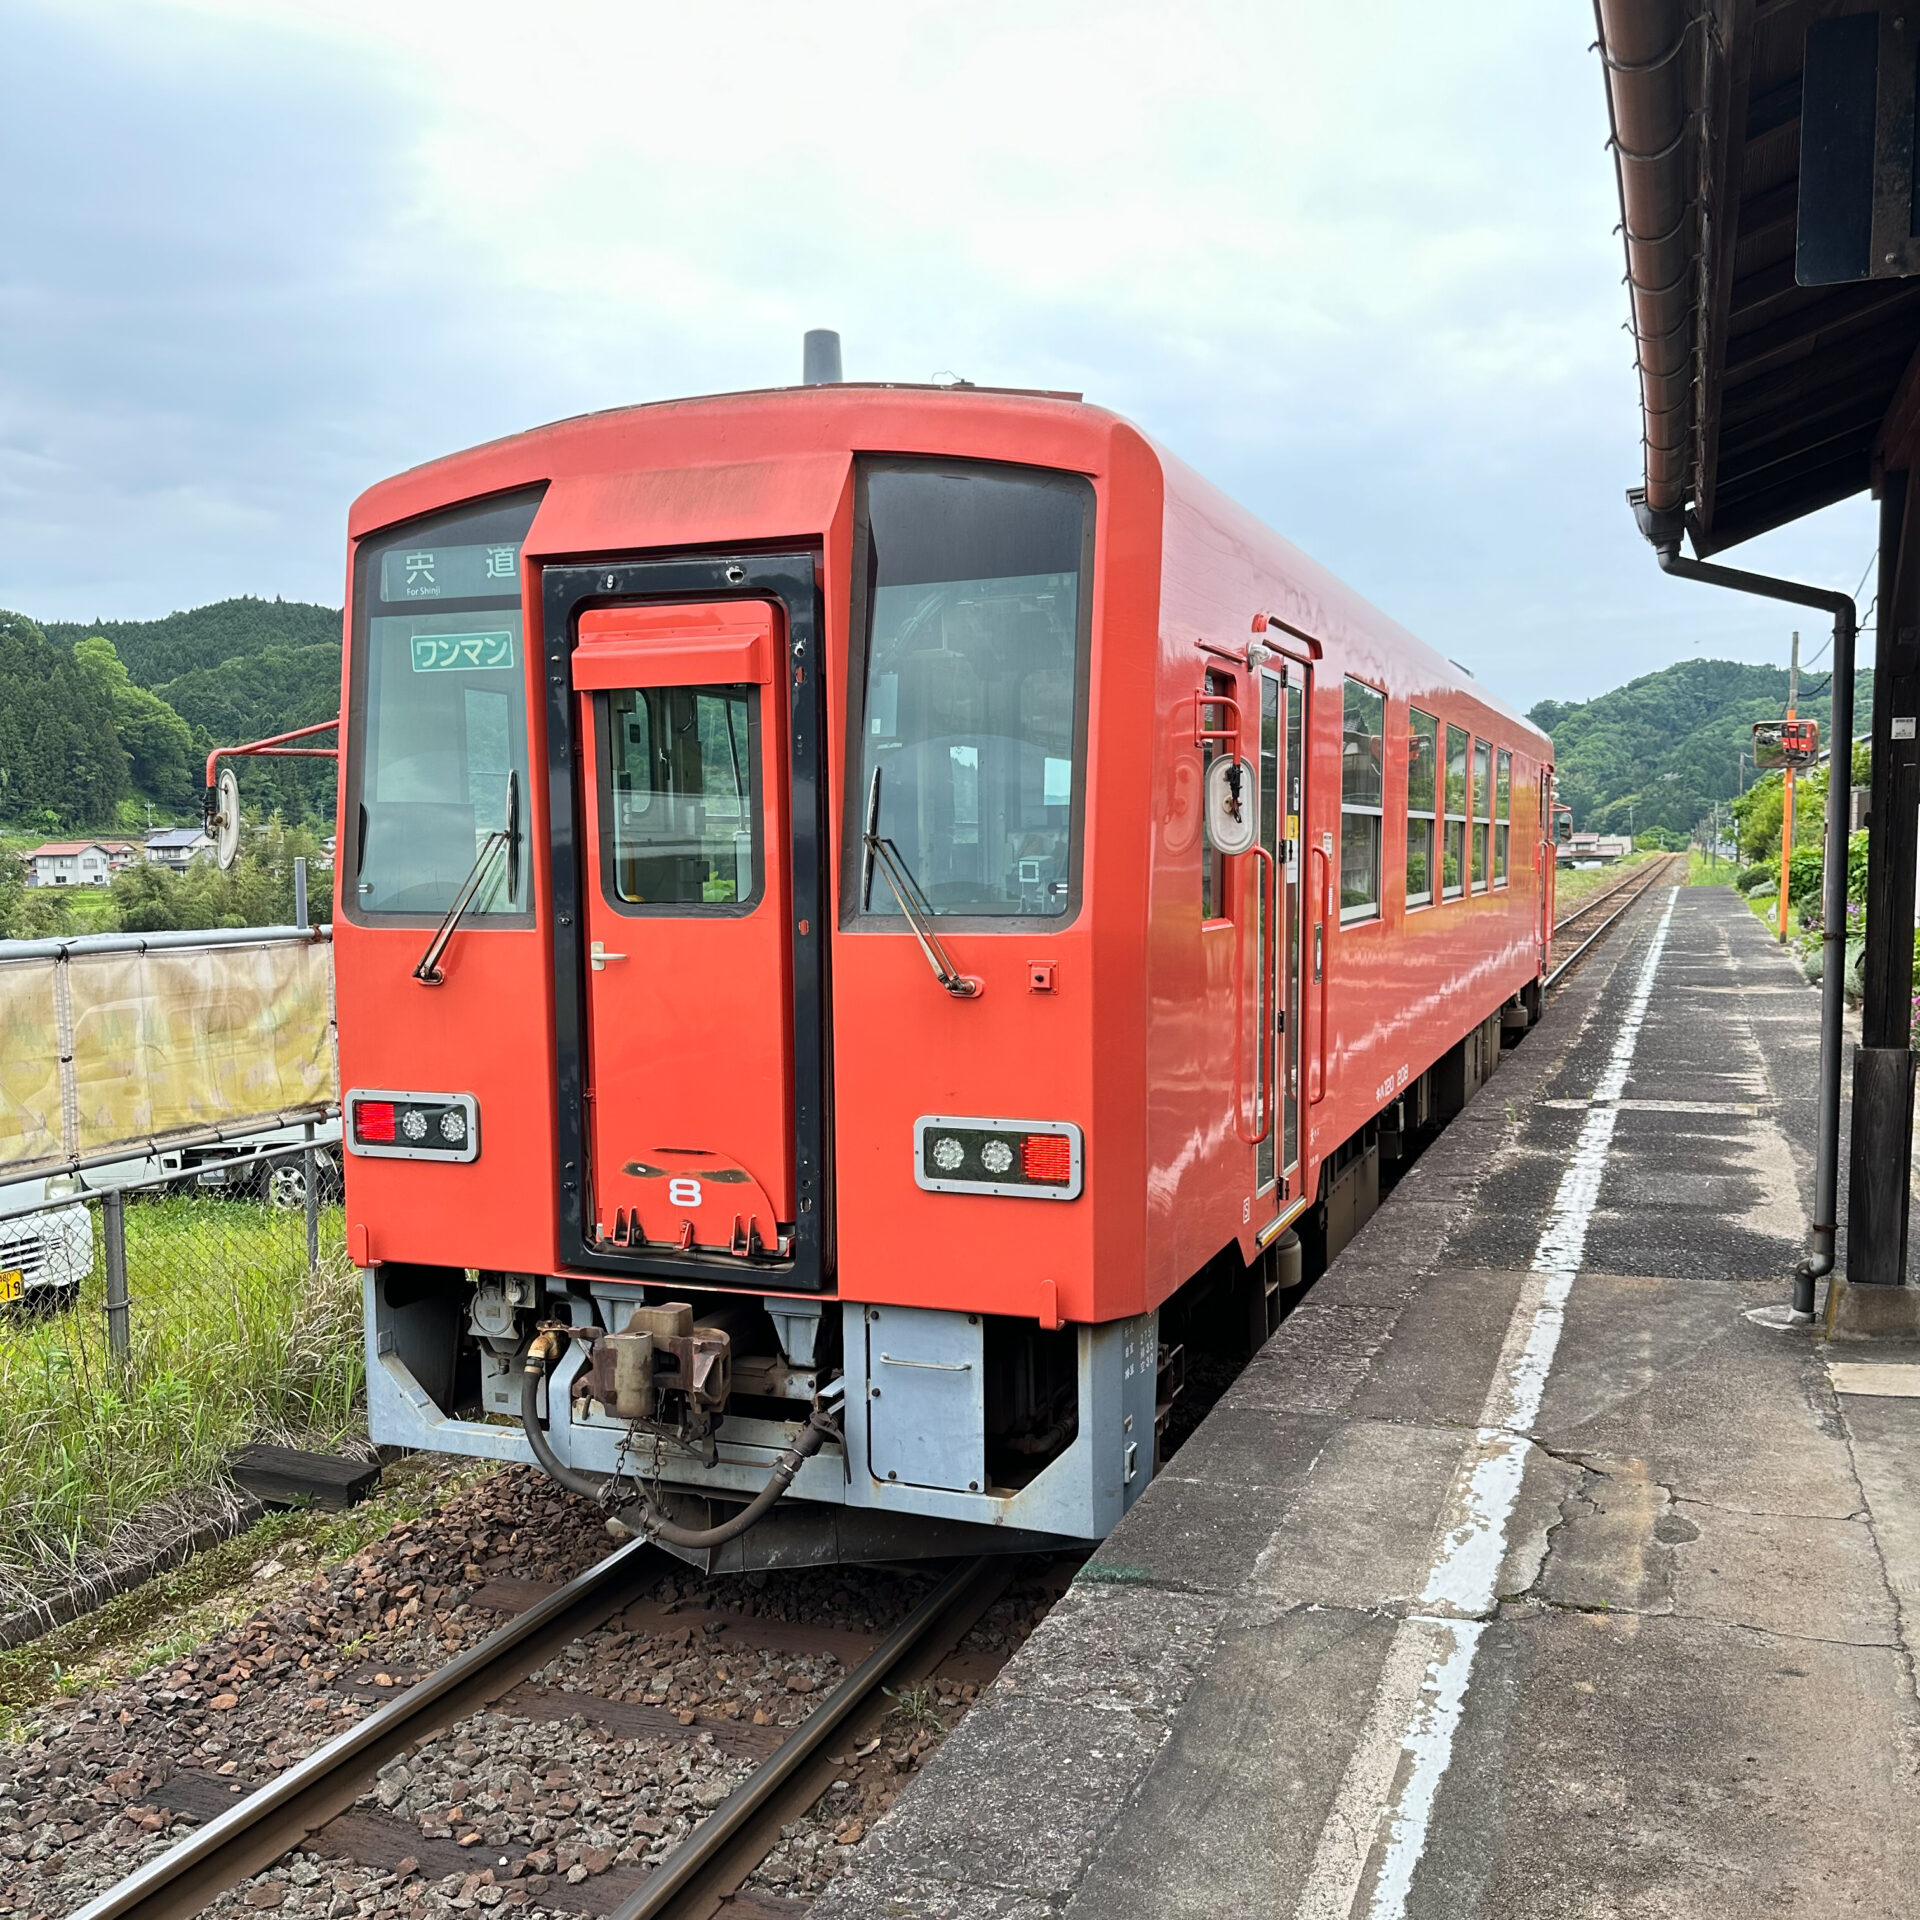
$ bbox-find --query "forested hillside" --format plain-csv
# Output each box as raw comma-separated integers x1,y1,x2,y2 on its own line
1530,657,1875,836
1,597,340,829
39,597,338,685
0,612,128,825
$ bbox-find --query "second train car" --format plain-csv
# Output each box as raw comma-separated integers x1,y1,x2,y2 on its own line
331,376,1554,1567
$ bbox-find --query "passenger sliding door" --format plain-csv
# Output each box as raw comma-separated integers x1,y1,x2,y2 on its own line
544,556,829,1291
574,602,793,1258
1255,660,1308,1215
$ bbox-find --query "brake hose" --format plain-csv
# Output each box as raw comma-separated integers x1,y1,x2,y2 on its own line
518,1332,842,1550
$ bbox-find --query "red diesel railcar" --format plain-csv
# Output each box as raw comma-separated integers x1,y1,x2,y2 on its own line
334,380,1553,1568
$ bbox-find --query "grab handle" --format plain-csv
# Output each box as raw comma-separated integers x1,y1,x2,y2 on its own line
1309,844,1331,1106
1235,845,1277,1145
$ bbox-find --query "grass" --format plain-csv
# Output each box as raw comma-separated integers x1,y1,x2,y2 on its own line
1553,848,1661,915
0,1192,363,1600
1687,850,1740,886
883,1683,947,1735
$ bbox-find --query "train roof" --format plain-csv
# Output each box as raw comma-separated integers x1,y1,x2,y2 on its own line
350,383,1547,753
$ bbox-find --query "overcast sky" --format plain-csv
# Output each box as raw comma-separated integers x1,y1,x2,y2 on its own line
0,0,1880,712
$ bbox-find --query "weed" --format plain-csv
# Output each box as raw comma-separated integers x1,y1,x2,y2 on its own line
0,1194,363,1601
883,1684,946,1734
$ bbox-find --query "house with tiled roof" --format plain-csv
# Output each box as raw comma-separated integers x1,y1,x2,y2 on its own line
23,841,117,887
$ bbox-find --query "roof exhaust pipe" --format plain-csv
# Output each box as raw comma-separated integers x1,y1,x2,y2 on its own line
1630,488,1856,1324
803,329,843,385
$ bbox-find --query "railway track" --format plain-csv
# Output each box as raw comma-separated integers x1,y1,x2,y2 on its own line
71,1538,1027,1920
1546,851,1685,990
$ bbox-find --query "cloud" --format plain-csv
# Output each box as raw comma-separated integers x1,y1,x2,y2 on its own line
0,0,1876,709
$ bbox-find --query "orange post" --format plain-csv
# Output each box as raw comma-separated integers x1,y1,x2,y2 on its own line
1777,765,1795,940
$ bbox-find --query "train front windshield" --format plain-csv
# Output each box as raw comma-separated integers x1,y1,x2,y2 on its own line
346,492,542,920
851,462,1092,919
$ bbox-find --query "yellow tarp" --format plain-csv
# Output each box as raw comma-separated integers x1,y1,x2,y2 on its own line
0,964,62,1171
0,940,336,1175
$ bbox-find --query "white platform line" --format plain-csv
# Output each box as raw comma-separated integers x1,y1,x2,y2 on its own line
1293,890,1678,1920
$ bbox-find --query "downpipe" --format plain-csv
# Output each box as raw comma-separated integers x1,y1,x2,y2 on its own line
1633,494,1856,1321
519,1330,845,1548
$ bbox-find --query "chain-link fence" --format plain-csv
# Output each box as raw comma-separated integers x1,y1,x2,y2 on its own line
0,1131,362,1602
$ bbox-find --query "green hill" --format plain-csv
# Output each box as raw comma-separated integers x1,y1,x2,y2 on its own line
1,598,342,830
40,597,339,686
1531,657,1875,836
61,599,338,826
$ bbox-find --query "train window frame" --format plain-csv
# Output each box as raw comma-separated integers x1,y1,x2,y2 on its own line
1471,737,1492,891
1340,676,1385,926
1494,748,1512,888
1442,722,1468,901
840,457,1096,933
341,485,546,932
1201,666,1235,925
591,684,766,919
1405,706,1437,911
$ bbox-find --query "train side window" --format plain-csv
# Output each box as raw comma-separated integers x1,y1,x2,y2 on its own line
1442,723,1468,899
1494,749,1512,886
1471,738,1492,889
1406,707,1437,909
1340,678,1384,923
1201,667,1234,922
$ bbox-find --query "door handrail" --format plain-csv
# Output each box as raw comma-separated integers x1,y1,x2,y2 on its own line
1309,843,1331,1106
1235,845,1277,1145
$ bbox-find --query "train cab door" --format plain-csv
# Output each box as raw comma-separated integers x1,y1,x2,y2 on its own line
1256,660,1308,1208
570,599,796,1265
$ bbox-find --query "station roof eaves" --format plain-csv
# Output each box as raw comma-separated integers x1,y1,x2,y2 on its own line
1596,0,1920,557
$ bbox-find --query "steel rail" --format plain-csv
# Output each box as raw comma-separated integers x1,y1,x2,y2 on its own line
1545,853,1683,991
1551,857,1673,936
70,1534,665,1920
607,1554,1010,1920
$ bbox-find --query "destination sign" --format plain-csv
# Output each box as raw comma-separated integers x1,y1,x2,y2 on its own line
381,540,522,602
410,631,516,673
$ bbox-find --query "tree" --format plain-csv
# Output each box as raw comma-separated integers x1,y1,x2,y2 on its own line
1530,657,1877,836
106,816,328,933
0,845,75,940
1732,761,1832,865
71,637,196,808
0,609,126,827
106,861,183,933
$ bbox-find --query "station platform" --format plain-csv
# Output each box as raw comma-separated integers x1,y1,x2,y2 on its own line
813,885,1920,1919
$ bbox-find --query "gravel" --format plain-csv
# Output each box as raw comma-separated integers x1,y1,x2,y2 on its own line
0,1466,1069,1920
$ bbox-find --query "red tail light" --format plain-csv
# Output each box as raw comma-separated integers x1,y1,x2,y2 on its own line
1022,1133,1074,1184
355,1100,396,1143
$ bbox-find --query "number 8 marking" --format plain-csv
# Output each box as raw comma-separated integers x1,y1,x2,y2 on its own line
668,1177,703,1208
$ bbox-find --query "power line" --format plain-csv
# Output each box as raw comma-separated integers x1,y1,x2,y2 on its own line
1801,551,1880,674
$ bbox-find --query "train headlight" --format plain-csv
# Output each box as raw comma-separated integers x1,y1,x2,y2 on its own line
913,1117,1083,1201
347,1089,480,1163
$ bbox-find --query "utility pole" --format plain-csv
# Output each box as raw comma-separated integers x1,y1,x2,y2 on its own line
1779,631,1800,941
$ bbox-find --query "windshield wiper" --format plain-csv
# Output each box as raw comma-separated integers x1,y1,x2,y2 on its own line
414,771,519,986
860,768,981,1000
